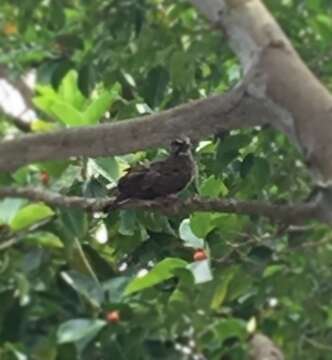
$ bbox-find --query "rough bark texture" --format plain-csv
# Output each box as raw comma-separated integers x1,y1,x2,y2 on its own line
191,0,332,184
0,78,275,172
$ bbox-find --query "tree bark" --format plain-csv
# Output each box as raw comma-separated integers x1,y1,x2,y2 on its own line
0,186,320,223
190,0,332,184
0,76,276,172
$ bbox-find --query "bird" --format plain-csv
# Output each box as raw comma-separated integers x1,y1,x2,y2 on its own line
112,136,196,204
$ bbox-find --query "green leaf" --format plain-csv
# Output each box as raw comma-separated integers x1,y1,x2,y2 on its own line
168,287,189,313
227,268,254,302
52,164,81,192
58,207,88,240
103,276,130,303
83,83,121,124
34,84,58,98
25,231,63,248
210,272,234,311
179,218,204,248
50,100,85,126
58,70,86,109
33,80,87,127
119,210,137,236
92,157,120,182
199,175,228,198
190,212,214,238
250,157,270,188
213,214,248,239
240,153,255,178
170,51,194,90
125,258,188,295
263,264,285,278
0,198,25,224
3,343,28,360
61,271,104,307
31,119,58,133
33,86,60,115
216,134,252,169
219,134,252,153
10,203,54,231
214,318,247,342
187,259,213,284
142,66,169,107
57,319,106,344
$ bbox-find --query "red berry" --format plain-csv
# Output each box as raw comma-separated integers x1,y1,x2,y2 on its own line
40,171,50,185
106,310,120,323
193,249,207,261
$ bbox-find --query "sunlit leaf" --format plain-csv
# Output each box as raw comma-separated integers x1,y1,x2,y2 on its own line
84,83,121,124
199,175,228,198
10,203,54,231
179,218,204,248
58,70,86,109
187,259,213,284
0,198,25,224
125,258,188,295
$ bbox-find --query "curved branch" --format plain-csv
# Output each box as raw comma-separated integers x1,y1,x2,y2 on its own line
0,186,320,224
0,67,287,173
189,0,332,184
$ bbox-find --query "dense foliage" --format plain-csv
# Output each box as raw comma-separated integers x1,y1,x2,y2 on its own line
1,1,332,359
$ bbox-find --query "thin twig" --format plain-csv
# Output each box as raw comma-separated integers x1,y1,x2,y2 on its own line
303,336,332,351
73,236,101,286
0,218,53,251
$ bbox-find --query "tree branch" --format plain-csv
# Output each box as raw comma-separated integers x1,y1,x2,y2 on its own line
0,65,289,173
0,65,35,110
0,108,31,132
189,0,332,184
0,186,320,224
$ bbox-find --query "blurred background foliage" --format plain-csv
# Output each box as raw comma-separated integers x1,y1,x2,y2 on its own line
1,0,332,359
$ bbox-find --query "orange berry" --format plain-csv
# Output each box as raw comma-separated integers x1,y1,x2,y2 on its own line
4,22,17,35
193,249,207,261
40,171,50,185
106,310,120,323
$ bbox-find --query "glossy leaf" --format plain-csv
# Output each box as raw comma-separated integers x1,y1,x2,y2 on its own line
83,83,121,124
57,319,106,344
199,175,228,198
10,203,54,231
0,198,25,224
125,258,188,295
187,259,213,284
179,218,204,248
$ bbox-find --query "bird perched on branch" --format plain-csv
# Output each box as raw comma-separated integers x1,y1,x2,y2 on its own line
112,136,195,205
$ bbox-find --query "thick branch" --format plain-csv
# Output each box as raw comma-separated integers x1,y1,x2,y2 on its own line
0,187,320,224
189,0,332,184
0,72,280,172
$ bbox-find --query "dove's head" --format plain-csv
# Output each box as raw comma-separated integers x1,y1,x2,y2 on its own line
170,136,192,155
